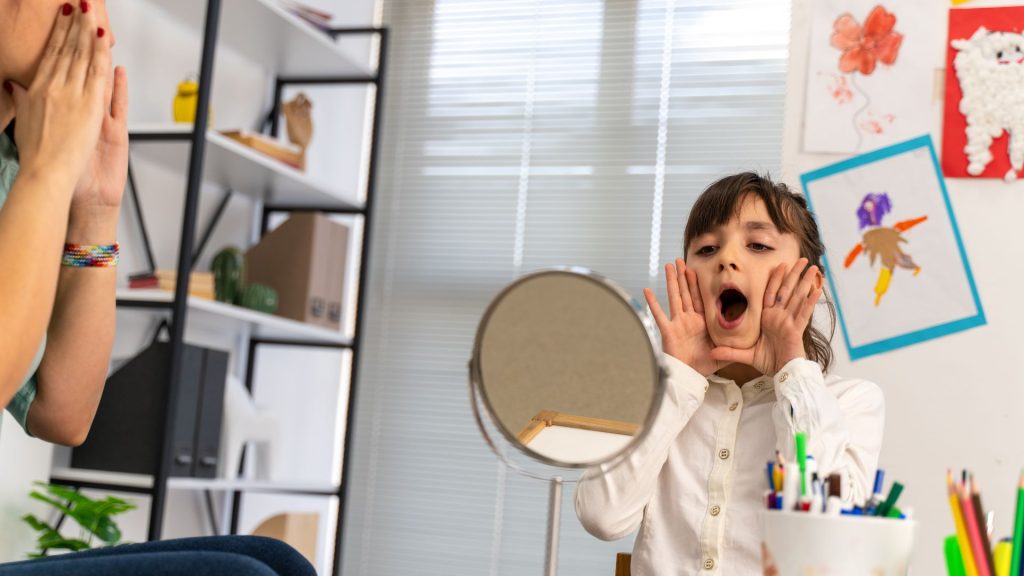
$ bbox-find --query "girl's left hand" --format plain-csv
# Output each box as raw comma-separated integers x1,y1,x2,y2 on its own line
709,258,823,376
72,63,128,217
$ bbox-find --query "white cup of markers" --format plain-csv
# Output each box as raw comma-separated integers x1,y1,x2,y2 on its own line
760,433,916,576
764,432,909,518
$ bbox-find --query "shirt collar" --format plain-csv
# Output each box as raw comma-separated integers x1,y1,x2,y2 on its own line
707,372,774,393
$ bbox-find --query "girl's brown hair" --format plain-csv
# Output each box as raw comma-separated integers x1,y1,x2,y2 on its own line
682,172,836,373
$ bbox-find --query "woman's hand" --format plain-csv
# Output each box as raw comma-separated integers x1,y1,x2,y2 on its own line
644,258,722,377
71,66,127,213
710,258,823,376
5,2,110,198
71,0,127,216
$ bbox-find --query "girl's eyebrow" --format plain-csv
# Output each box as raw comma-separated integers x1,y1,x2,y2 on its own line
743,221,778,233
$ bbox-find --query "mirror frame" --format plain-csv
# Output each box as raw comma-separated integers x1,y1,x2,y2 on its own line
468,266,668,470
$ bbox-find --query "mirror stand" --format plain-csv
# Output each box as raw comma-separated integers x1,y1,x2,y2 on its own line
544,476,563,576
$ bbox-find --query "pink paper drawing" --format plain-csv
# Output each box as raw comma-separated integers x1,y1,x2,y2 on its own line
802,1,934,154
829,5,904,148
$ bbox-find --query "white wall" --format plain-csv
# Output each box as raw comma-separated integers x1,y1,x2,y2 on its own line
0,0,376,570
782,1,1024,574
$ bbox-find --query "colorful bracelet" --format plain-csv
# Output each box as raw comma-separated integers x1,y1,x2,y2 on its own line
62,243,120,268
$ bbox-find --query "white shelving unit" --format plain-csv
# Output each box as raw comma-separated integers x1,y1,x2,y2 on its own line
130,124,362,208
117,289,352,345
146,0,373,77
48,2,384,573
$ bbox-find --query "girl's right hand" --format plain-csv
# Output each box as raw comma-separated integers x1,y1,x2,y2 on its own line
643,258,722,377
6,2,109,194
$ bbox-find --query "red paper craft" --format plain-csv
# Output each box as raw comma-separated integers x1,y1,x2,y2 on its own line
942,6,1024,179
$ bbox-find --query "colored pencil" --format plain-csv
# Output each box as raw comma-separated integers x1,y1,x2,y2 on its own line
949,471,980,576
1011,471,1024,576
962,480,992,576
971,476,996,573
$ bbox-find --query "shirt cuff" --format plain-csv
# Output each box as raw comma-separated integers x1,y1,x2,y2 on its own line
662,353,708,404
773,357,823,394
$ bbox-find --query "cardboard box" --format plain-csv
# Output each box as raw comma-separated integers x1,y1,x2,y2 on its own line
244,212,349,330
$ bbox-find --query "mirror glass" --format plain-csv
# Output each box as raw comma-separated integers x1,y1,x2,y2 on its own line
472,269,664,467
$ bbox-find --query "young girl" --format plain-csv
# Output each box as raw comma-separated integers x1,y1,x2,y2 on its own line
574,172,884,575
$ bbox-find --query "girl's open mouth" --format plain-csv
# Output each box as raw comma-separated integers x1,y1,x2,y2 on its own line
717,288,748,330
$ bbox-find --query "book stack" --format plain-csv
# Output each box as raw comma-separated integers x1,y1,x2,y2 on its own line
280,1,333,32
129,270,216,300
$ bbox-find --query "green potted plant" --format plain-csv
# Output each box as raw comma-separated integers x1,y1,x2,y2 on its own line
21,482,136,558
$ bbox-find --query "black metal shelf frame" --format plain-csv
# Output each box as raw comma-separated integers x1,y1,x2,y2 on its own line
47,4,387,574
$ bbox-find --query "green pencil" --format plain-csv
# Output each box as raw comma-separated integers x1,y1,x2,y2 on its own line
1011,471,1024,576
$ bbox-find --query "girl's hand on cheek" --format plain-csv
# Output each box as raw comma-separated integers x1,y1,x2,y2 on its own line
644,258,723,377
709,258,823,376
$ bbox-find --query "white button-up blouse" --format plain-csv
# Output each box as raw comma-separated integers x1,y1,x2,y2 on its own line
574,355,885,576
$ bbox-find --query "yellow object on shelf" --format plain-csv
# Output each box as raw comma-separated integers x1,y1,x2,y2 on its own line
173,76,213,125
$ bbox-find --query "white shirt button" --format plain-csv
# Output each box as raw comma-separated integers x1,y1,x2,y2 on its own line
719,448,730,460
729,402,738,411
779,372,790,383
704,558,715,570
710,505,721,516
753,381,763,390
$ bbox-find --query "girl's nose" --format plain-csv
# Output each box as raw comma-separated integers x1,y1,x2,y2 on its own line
717,244,741,272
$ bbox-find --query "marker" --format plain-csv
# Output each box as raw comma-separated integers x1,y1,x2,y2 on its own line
782,459,799,512
795,432,808,498
876,481,903,518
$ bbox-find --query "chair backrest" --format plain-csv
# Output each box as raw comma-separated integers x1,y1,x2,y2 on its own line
615,553,631,576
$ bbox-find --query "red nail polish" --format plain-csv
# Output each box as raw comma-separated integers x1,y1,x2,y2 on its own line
80,1,89,13
3,81,11,95
97,27,105,38
62,3,73,15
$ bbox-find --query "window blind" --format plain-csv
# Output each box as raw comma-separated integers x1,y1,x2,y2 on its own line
342,1,791,573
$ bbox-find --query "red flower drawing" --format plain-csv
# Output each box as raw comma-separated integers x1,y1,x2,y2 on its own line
830,5,903,75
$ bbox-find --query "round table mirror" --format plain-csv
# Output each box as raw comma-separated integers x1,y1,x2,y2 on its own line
470,267,666,469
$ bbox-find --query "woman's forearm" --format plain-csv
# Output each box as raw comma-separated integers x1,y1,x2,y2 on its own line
27,210,118,446
0,168,75,409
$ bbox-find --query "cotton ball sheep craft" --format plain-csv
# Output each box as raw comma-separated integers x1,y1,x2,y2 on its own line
952,27,1024,181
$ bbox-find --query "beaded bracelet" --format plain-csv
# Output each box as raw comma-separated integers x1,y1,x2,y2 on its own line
62,243,120,268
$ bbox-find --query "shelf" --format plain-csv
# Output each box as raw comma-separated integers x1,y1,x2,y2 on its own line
147,0,375,77
129,124,363,209
117,289,352,346
51,468,339,496
169,477,338,495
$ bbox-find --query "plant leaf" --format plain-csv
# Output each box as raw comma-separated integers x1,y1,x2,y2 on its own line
21,514,50,533
36,483,90,507
28,492,72,517
37,533,90,552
